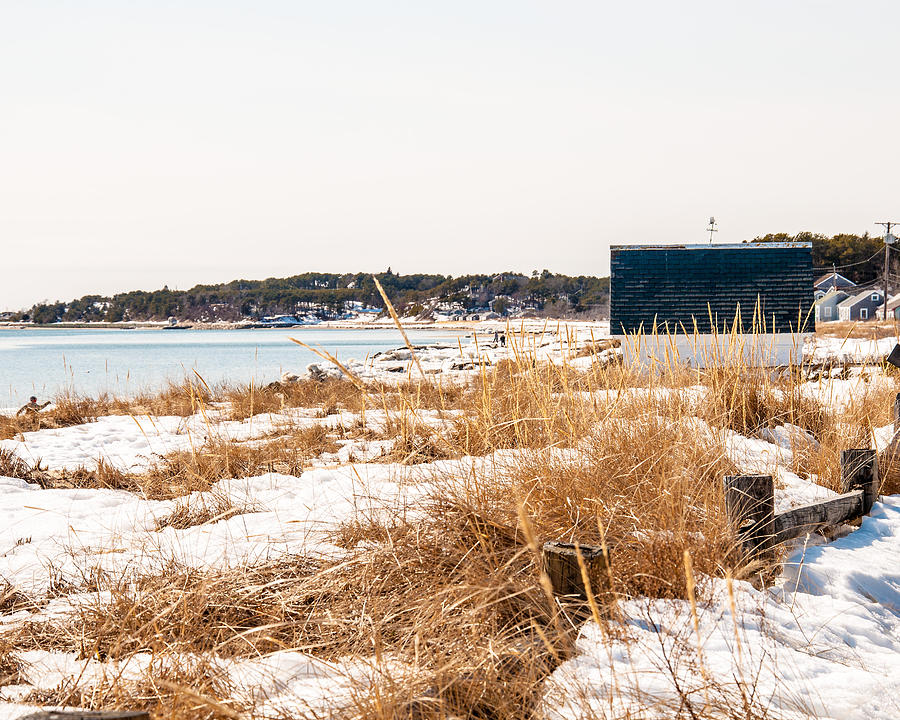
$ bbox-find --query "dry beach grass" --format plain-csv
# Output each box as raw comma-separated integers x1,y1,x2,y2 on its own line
0,324,898,718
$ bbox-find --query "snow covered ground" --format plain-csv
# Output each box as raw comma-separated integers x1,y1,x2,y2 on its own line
805,334,898,364
0,405,461,473
544,496,900,719
3,332,900,718
0,463,433,595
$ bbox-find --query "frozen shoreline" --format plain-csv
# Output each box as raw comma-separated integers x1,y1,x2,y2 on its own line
0,317,611,332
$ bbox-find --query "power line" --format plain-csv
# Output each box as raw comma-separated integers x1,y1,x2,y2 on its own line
830,279,883,293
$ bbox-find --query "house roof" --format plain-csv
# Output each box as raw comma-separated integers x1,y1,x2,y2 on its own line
814,271,857,289
814,288,850,305
836,288,883,309
886,295,900,312
611,242,813,250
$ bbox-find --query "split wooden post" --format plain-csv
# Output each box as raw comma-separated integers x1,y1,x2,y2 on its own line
840,448,879,515
542,541,609,599
723,474,775,563
894,392,900,433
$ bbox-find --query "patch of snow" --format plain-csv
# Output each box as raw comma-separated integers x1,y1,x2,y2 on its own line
544,498,900,720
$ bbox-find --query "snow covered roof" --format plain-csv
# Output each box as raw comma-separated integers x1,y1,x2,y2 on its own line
814,288,850,305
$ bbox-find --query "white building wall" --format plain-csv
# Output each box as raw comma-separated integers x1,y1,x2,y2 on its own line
618,331,809,368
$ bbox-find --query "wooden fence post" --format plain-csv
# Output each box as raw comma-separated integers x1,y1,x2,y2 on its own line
894,392,900,432
542,541,609,599
723,474,775,563
840,449,879,515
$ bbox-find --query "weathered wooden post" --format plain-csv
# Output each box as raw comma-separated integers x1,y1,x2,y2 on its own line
840,448,879,515
723,474,775,563
542,541,609,599
893,392,900,433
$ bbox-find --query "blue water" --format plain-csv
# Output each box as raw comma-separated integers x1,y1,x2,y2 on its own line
0,327,466,406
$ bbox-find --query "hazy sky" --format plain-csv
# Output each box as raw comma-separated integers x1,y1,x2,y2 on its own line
3,1,899,309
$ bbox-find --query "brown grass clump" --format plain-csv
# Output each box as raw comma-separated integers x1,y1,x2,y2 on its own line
454,407,737,599
1,580,31,615
374,419,455,465
67,457,137,490
24,426,338,500
23,655,243,720
0,392,112,440
0,636,26,687
330,514,407,549
448,363,584,455
0,394,105,440
267,422,341,458
139,439,304,499
376,377,468,412
574,337,621,357
135,424,339,499
0,414,21,441
802,371,897,492
221,382,286,420
26,457,140,493
0,447,41,479
0,381,211,440
124,378,213,417
14,501,566,719
51,393,108,426
1,424,340,500
155,492,262,531
282,377,368,413
225,378,366,420
700,365,829,437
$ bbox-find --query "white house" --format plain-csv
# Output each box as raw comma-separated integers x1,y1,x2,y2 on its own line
814,288,850,323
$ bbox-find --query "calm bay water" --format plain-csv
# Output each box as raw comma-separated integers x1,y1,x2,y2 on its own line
0,327,465,407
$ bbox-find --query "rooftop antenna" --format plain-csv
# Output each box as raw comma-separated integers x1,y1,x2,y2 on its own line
707,216,718,244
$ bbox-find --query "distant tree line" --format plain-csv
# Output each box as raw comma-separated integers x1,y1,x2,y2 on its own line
17,233,881,324
13,270,611,324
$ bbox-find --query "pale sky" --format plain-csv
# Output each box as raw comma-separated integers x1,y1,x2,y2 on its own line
3,0,899,310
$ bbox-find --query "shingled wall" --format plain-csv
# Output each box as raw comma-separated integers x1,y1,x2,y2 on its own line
610,243,814,334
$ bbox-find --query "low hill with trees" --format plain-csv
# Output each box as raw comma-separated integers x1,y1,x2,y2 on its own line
12,233,886,324
13,270,611,324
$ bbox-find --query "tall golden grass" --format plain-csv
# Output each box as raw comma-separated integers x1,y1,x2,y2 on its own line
1,321,898,718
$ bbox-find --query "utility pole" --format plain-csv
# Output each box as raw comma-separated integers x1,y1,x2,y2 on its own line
876,222,898,321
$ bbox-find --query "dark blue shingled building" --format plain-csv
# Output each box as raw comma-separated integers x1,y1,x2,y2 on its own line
610,243,815,335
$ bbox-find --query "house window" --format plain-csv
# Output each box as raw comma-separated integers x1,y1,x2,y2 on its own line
872,294,880,302
860,308,869,319
824,306,832,318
